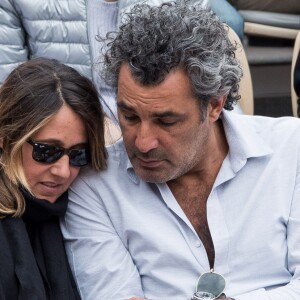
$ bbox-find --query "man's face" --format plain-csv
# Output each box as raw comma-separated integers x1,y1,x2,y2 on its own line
117,64,215,183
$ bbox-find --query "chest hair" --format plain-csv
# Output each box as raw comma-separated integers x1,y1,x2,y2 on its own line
168,178,215,268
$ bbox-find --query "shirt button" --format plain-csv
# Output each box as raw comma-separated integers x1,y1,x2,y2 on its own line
195,240,201,247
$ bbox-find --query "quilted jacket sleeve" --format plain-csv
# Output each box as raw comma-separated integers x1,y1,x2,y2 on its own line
0,0,28,85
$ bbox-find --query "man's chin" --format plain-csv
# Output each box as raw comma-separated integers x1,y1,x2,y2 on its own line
134,166,170,183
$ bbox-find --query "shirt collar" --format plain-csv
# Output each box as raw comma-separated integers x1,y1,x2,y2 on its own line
221,110,273,171
113,140,139,184
126,159,139,184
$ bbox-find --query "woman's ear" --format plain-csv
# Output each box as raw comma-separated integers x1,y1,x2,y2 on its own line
208,95,227,123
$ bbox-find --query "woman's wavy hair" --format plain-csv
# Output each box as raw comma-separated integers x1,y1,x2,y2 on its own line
0,57,107,218
103,0,242,115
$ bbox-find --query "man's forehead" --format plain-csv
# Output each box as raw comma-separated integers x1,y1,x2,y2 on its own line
117,63,202,119
117,98,186,117
118,64,195,98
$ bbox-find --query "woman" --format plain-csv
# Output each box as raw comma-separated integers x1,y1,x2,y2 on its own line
0,57,107,299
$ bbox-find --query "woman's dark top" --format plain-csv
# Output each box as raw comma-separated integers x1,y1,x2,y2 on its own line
0,190,80,300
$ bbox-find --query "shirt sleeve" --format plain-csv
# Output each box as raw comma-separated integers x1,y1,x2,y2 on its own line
0,0,28,85
233,144,300,300
60,174,144,299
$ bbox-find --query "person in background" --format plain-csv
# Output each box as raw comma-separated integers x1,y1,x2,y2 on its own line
61,1,300,299
0,57,107,299
210,0,244,41
0,0,118,122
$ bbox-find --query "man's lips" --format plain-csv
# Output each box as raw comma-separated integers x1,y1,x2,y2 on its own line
136,157,164,168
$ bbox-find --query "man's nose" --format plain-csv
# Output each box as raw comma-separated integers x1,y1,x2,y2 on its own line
135,123,159,153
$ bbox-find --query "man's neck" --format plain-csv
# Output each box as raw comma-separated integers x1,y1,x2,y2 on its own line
169,119,228,188
166,119,228,269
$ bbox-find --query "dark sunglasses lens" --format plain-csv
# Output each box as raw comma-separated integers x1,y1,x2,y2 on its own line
32,144,63,163
68,148,89,167
30,141,89,166
196,272,225,298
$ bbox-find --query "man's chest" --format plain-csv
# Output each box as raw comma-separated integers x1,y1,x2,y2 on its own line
168,179,216,267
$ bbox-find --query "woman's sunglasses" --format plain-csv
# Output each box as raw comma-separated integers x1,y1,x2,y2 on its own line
191,270,226,300
27,139,89,167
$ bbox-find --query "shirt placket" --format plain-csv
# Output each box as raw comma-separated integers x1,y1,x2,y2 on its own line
156,183,211,274
207,188,229,275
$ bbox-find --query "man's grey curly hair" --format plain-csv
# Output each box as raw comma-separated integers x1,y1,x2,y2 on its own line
103,0,243,112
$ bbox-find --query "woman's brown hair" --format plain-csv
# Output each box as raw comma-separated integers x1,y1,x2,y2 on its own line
0,57,107,217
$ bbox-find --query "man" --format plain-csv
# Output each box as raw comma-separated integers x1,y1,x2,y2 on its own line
61,1,300,299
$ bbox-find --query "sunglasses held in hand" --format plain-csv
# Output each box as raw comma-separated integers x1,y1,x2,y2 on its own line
27,140,89,167
191,270,226,300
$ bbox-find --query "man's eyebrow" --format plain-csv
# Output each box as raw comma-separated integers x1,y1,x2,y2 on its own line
152,111,185,119
117,102,135,111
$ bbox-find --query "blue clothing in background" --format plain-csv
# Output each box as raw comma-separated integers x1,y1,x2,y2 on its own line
210,0,244,41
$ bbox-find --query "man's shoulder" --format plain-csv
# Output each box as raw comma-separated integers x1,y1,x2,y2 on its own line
78,139,129,181
223,111,300,155
246,114,300,136
105,138,129,164
72,139,140,200
226,111,300,135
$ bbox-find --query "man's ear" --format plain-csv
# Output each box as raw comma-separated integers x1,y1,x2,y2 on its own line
208,95,227,123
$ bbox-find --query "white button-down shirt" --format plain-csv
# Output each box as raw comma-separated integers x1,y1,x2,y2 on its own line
61,110,300,300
